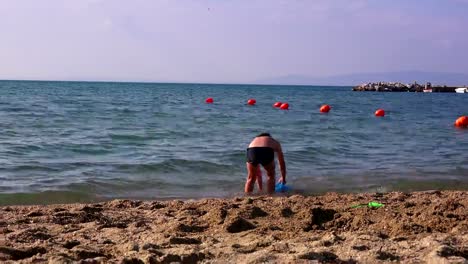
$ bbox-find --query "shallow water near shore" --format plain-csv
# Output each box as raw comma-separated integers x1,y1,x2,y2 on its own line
0,80,467,205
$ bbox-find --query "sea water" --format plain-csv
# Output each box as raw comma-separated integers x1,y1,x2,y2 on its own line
0,80,467,204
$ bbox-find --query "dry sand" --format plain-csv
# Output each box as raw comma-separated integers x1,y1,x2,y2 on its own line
0,190,467,263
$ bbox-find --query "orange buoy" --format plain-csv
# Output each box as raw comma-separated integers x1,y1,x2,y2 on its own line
247,99,256,105
205,97,214,104
455,116,468,128
320,104,331,113
280,103,289,110
273,102,282,108
375,109,385,117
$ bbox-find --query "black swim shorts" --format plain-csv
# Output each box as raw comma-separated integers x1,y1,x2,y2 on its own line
246,147,274,166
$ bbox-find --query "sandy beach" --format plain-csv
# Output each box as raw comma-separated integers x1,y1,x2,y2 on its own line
0,190,467,263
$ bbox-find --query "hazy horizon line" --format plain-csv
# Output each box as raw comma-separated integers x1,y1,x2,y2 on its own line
2,69,468,87
0,78,351,87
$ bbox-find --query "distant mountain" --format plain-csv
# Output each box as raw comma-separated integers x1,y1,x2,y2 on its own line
254,71,468,86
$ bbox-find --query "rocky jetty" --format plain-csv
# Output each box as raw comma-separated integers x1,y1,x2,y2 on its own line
353,82,458,92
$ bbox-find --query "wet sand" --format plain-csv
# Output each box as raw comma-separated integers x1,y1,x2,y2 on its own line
0,190,467,263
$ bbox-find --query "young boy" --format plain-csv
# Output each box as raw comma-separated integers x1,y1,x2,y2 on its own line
245,133,286,194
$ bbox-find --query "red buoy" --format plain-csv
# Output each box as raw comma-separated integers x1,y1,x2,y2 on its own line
320,104,331,113
455,116,468,128
205,97,214,104
273,102,282,108
247,99,256,105
280,103,289,110
375,109,385,117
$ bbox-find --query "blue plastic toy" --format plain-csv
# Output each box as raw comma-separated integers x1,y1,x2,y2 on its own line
275,183,290,193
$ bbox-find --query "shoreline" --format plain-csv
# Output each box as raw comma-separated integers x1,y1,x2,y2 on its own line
3,179,468,207
1,190,467,263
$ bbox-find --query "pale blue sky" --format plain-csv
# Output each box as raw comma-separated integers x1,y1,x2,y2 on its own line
1,0,467,83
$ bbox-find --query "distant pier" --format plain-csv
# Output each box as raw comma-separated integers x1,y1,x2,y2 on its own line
353,82,462,92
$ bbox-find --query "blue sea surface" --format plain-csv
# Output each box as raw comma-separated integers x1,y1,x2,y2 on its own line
0,80,467,205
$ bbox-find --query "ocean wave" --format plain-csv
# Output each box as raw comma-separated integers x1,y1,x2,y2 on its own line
108,133,153,142
0,106,28,112
8,144,44,152
66,144,113,155
0,164,62,173
116,159,234,174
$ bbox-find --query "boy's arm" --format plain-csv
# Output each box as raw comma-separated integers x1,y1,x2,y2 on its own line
276,143,286,184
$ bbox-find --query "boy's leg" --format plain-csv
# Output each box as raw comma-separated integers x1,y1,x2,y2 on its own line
263,161,276,194
256,166,263,191
245,162,257,193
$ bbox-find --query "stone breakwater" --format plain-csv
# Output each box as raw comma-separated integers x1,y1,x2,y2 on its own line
353,82,460,92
